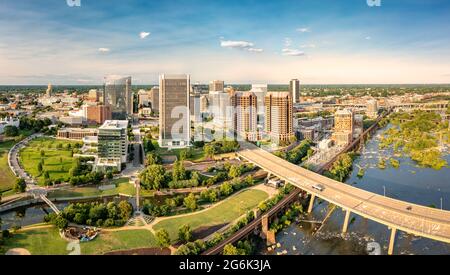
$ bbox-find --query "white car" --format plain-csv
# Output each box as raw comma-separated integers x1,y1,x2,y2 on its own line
312,184,325,192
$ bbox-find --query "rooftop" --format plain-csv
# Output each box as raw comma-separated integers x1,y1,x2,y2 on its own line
99,120,128,130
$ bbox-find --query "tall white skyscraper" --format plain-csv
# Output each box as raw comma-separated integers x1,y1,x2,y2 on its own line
289,79,300,104
250,84,268,131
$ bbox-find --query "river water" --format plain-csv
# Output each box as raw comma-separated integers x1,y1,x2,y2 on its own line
257,126,450,255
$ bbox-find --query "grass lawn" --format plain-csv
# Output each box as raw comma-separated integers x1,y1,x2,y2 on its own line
81,230,158,255
152,140,205,162
153,189,268,241
0,226,69,255
0,140,17,193
19,137,81,185
47,178,155,199
1,226,158,255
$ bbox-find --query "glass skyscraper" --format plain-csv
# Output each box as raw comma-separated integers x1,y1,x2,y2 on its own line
103,76,132,120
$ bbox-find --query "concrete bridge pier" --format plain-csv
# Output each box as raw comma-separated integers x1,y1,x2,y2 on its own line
307,194,316,214
261,214,276,245
388,228,397,255
342,209,351,233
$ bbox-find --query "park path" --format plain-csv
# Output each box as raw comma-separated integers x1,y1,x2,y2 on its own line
102,184,276,237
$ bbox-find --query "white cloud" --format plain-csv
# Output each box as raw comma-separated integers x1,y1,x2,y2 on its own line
140,32,151,39
282,48,305,56
220,40,254,49
98,48,110,53
365,36,372,40
297,27,310,33
300,43,316,48
220,40,263,53
247,48,263,53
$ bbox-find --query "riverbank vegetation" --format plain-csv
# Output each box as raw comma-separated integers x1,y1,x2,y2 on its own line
274,140,313,165
324,153,358,182
269,202,304,233
379,111,449,170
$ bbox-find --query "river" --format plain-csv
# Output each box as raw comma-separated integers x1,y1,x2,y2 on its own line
257,125,450,255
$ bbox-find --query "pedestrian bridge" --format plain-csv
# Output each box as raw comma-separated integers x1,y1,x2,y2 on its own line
238,142,450,254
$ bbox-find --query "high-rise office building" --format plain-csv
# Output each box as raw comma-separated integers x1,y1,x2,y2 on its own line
149,86,159,113
209,90,233,131
97,120,129,164
103,76,132,120
159,74,190,148
250,84,268,135
265,92,294,145
231,91,259,141
332,109,354,146
289,79,300,104
367,99,379,119
209,80,225,92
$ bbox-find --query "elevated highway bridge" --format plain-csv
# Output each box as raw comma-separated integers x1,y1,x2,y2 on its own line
237,142,450,255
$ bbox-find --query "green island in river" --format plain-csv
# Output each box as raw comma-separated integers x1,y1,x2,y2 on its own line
378,110,450,170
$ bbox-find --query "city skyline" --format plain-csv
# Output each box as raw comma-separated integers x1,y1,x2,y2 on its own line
1,0,450,85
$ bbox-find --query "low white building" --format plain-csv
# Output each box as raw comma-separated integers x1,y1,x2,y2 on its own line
318,139,334,151
0,117,20,134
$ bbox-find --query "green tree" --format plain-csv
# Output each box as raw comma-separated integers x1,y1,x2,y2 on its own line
223,244,242,255
40,149,45,157
146,153,162,166
178,224,193,243
139,165,166,190
37,162,43,173
172,161,187,182
183,193,197,211
13,178,27,193
204,145,216,159
4,125,19,137
156,229,171,248
179,150,188,161
208,190,218,203
43,170,50,179
244,175,254,186
228,165,242,179
220,182,233,197
106,171,113,180
118,201,133,221
54,215,69,230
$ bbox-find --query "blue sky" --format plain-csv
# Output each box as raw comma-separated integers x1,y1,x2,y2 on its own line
1,0,450,84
